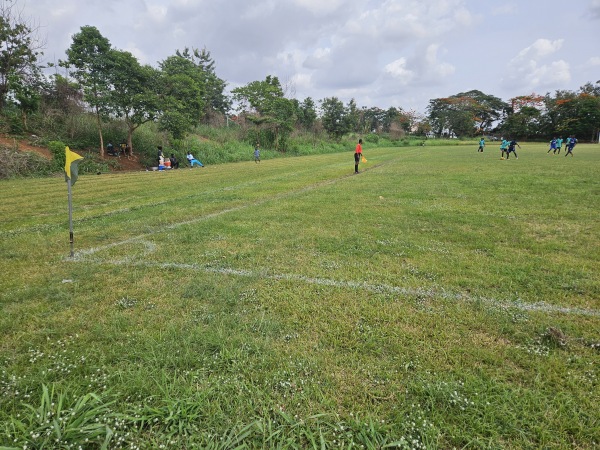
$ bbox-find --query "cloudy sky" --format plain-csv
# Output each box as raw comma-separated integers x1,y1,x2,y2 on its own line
19,0,600,114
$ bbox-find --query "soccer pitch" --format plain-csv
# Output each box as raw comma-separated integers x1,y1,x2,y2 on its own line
1,142,599,448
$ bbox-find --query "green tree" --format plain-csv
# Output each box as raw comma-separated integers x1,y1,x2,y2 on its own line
64,26,113,155
192,48,230,121
159,50,206,138
459,90,507,133
232,75,284,114
296,97,317,130
502,106,542,139
162,48,230,128
0,1,43,111
39,74,84,137
106,49,161,154
546,83,600,141
381,107,398,133
232,76,295,150
319,97,347,140
9,68,42,130
500,94,545,139
345,98,360,134
427,97,473,137
427,90,507,137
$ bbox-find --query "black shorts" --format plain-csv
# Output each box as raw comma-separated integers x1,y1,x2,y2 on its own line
354,153,360,162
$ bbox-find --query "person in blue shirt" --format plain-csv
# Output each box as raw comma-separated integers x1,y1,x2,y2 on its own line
477,137,485,152
565,136,577,157
254,144,260,163
547,138,557,153
555,137,563,154
506,139,521,159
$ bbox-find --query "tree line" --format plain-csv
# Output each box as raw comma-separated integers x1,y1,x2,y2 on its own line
427,87,600,142
2,3,599,159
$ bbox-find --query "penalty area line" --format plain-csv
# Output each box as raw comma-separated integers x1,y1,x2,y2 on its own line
73,256,600,318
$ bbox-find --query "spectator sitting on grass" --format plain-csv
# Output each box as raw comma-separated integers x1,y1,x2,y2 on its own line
186,152,204,167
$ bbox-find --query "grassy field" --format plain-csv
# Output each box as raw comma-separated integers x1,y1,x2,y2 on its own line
1,142,599,449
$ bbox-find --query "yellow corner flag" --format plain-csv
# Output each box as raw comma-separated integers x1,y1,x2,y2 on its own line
361,155,367,163
64,146,84,186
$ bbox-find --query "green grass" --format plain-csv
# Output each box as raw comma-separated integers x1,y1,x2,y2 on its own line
1,142,599,449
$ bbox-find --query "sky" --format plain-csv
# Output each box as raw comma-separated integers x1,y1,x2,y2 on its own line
18,0,600,115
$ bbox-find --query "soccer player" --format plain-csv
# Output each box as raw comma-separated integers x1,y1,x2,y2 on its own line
506,139,521,159
565,136,577,157
555,137,563,154
499,138,510,159
478,137,485,152
547,138,557,153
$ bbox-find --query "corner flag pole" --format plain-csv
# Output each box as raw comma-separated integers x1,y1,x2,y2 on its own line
64,146,83,258
67,177,75,257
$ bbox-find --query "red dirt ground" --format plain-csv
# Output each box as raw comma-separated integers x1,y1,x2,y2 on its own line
1,134,145,171
0,134,52,158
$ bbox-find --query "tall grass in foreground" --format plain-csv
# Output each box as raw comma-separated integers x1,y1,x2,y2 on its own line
0,142,599,448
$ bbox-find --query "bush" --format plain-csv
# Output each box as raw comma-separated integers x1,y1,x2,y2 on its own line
364,133,379,144
0,147,52,178
47,140,68,172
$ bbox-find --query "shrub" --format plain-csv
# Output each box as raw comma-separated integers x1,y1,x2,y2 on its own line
0,147,51,178
364,133,379,144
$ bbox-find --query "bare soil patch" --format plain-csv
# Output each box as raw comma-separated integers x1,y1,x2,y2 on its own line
0,134,145,171
0,134,52,159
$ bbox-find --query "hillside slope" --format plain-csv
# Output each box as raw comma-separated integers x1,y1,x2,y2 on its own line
1,134,145,171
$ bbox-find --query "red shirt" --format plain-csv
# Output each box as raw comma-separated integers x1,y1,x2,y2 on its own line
355,143,362,154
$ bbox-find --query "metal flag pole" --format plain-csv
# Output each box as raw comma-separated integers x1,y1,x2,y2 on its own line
67,177,75,257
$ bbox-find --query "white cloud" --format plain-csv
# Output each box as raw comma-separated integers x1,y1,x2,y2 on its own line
585,56,600,67
424,44,455,79
515,39,564,59
384,58,415,84
501,39,571,91
17,0,599,113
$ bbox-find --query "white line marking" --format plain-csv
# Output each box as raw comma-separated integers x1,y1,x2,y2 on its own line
68,156,600,319
72,170,363,258
72,255,600,318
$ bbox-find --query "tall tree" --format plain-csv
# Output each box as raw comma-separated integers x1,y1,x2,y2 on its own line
296,97,317,130
427,90,507,137
427,96,475,137
381,107,398,133
500,94,545,139
192,48,230,120
501,106,542,139
232,76,295,150
232,75,284,114
162,47,230,128
345,98,361,134
39,74,84,138
541,83,600,141
159,50,206,138
64,26,112,156
319,97,348,140
106,49,161,154
10,67,42,130
0,1,44,111
458,90,507,133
